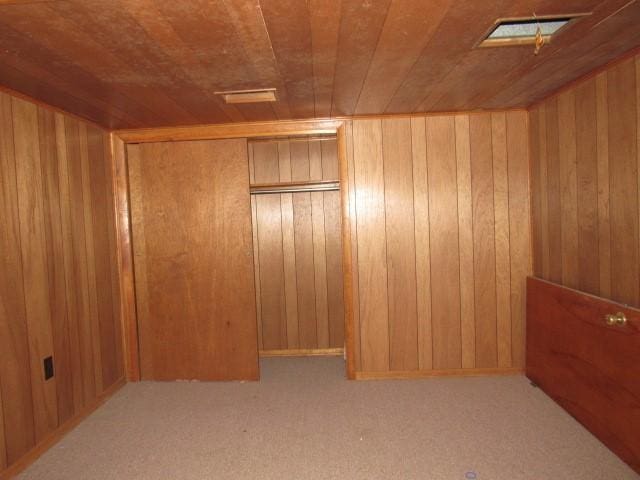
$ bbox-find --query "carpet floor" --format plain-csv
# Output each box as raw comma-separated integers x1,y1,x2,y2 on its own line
18,357,638,480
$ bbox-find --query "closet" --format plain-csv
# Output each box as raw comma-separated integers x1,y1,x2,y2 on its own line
249,137,345,356
126,135,345,381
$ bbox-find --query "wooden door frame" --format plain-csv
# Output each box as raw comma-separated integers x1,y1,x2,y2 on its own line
109,119,356,381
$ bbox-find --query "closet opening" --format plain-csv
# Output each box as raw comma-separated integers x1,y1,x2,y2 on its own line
248,135,347,374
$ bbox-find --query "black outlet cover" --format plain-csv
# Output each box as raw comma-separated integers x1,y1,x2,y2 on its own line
44,356,54,380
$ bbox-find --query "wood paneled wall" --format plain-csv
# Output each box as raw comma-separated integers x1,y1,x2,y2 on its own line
344,112,531,374
249,138,345,352
529,53,640,307
0,91,123,472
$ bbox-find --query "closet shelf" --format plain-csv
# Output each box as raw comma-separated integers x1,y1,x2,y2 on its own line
250,180,340,195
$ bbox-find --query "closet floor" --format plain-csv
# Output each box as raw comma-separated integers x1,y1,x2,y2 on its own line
18,357,637,480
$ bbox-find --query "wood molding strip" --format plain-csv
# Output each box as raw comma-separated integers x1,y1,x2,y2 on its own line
259,348,344,357
250,180,339,194
355,368,523,380
115,119,343,143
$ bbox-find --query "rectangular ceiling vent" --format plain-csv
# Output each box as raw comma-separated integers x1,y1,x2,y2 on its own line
215,88,276,104
477,14,587,48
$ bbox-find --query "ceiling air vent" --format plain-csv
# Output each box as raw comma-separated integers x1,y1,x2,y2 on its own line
477,14,588,48
215,88,277,104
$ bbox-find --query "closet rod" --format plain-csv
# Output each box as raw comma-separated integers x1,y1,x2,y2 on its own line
250,180,339,195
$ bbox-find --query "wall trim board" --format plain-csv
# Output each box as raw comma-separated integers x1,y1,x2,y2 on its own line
528,44,640,112
0,377,126,480
110,133,140,382
355,368,524,381
111,120,358,380
115,119,344,144
259,348,344,357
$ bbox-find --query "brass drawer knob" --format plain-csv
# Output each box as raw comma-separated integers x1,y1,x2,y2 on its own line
605,312,627,326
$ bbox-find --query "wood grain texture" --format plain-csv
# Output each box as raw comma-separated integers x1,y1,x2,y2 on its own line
411,117,433,370
12,97,59,441
426,116,461,370
353,119,390,372
455,115,475,369
347,113,530,373
530,55,640,308
249,138,344,352
470,114,497,368
0,90,122,475
0,92,35,465
1,2,639,128
129,139,259,381
526,277,640,475
382,118,418,371
506,111,530,369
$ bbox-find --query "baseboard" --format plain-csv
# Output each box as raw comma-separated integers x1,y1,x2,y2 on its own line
260,348,344,357
354,367,524,380
0,377,127,480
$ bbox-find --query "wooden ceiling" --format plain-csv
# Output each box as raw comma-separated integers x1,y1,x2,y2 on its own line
0,0,639,129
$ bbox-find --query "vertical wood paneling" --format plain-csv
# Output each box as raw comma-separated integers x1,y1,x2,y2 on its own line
595,73,611,299
575,79,600,295
427,116,461,370
346,122,362,370
491,113,512,368
278,142,300,349
545,99,563,284
608,60,639,306
382,118,418,371
529,108,542,278
506,111,530,369
250,138,344,352
78,123,103,395
309,141,329,348
411,117,432,370
349,112,530,373
64,117,96,405
0,93,36,465
558,91,579,289
37,108,73,424
530,55,640,310
12,98,59,441
470,114,497,368
455,115,475,369
538,104,550,279
0,91,121,474
353,119,390,371
54,113,83,412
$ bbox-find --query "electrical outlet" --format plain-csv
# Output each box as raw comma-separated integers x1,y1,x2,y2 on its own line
43,356,54,380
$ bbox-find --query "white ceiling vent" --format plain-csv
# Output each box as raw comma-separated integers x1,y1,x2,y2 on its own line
477,14,588,48
215,88,277,104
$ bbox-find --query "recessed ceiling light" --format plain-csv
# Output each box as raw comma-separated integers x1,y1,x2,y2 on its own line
477,14,589,48
215,88,277,104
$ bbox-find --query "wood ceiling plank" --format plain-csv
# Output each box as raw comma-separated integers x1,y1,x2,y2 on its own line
355,0,454,115
142,0,278,123
417,0,577,111
113,0,241,124
0,62,130,129
260,0,315,119
50,0,202,125
309,0,341,118
384,0,512,114
480,0,640,108
0,18,147,128
331,0,392,116
0,4,170,126
222,0,292,119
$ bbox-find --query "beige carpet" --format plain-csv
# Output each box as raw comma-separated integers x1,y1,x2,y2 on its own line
18,357,638,480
